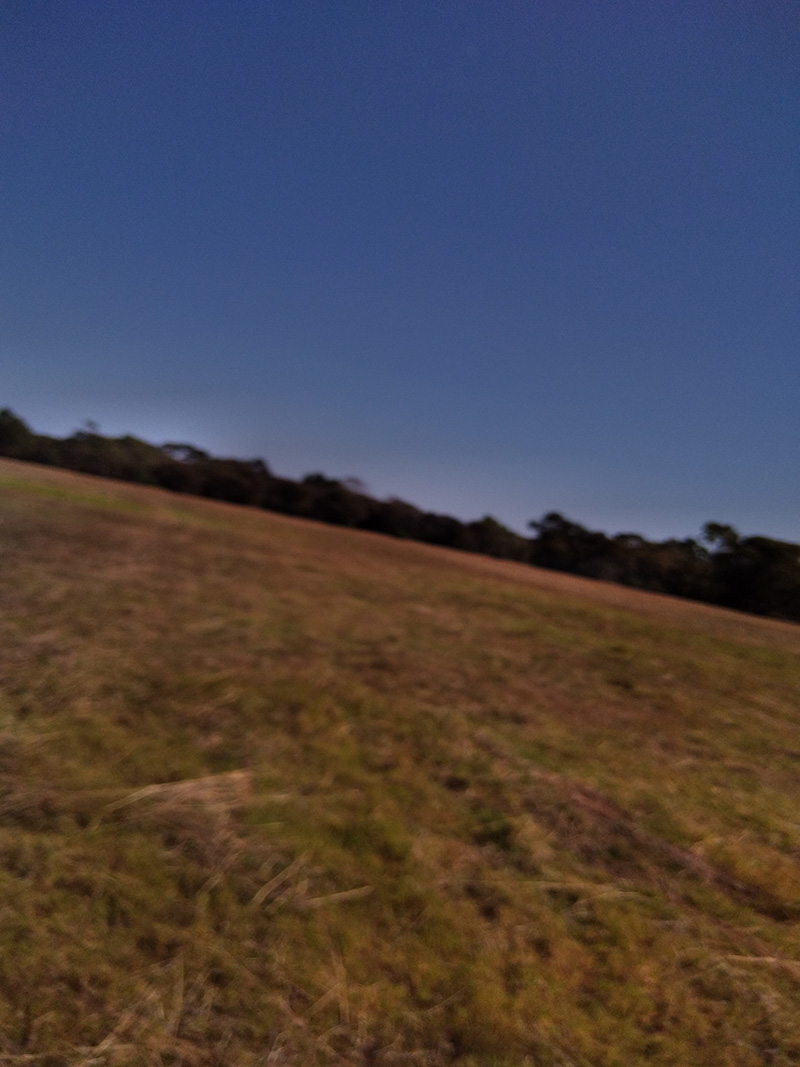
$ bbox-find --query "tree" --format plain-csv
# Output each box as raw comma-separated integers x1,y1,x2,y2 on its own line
703,522,740,551
0,409,34,457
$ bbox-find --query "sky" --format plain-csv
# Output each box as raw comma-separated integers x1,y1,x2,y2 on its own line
2,0,798,542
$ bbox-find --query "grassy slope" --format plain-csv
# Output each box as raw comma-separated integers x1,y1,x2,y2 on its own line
0,456,799,1066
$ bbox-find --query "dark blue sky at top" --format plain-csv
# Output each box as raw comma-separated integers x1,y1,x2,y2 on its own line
2,0,798,540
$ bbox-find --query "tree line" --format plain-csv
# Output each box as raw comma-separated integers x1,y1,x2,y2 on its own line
1,407,797,623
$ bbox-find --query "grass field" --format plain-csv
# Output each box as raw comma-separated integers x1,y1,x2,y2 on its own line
0,456,799,1066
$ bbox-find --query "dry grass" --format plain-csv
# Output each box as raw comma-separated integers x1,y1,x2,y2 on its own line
0,456,799,1065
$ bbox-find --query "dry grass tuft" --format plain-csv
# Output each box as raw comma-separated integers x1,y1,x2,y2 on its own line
98,770,254,865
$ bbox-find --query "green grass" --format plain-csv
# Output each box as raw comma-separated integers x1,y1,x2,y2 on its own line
0,456,799,1065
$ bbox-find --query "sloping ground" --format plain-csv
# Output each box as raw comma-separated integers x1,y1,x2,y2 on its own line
0,456,798,1066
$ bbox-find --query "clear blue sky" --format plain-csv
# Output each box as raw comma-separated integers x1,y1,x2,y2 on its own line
3,1,798,541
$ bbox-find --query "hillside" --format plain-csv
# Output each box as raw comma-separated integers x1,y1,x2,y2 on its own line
0,456,799,1066
4,407,800,625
